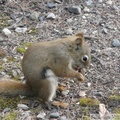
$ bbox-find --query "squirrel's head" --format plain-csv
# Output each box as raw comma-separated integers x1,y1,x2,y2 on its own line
68,32,91,70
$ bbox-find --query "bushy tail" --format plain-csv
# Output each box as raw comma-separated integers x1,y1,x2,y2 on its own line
0,79,32,96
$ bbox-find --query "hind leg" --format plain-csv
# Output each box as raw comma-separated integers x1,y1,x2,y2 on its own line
38,69,58,102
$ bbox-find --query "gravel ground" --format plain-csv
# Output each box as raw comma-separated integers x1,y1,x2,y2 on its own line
0,0,120,120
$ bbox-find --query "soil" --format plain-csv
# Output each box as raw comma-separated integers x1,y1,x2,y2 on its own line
0,0,120,120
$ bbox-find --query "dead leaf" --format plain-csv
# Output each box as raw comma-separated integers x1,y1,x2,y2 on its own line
99,103,107,120
57,83,67,91
52,101,69,108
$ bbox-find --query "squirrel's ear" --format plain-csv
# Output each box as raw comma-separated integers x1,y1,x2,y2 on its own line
76,32,84,39
75,32,84,46
75,38,83,46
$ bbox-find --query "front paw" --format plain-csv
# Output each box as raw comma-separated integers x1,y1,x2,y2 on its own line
77,73,84,82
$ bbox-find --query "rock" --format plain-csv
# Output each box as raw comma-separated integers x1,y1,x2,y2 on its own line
2,28,12,36
17,104,29,110
85,0,93,6
106,0,112,5
30,11,40,20
67,18,73,23
38,16,45,21
84,7,90,12
102,28,108,34
3,108,11,113
47,13,56,19
66,28,73,35
50,112,60,118
54,0,62,4
47,2,56,8
37,112,46,119
67,6,81,14
15,27,27,33
61,90,69,96
112,39,120,47
12,70,18,77
93,92,103,97
59,116,67,120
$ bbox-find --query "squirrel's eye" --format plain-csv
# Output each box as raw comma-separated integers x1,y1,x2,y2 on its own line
81,55,88,62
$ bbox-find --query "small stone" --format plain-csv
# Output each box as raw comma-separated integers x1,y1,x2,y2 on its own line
93,92,103,97
38,16,45,21
85,0,93,6
30,11,40,20
99,0,103,2
54,0,62,4
37,112,46,119
112,39,120,47
87,82,91,87
92,30,98,35
106,0,112,5
66,28,73,35
103,28,108,34
15,27,27,33
2,28,12,36
61,90,69,96
84,7,90,12
3,108,11,113
47,2,56,8
17,104,29,110
50,112,60,118
67,6,81,14
53,29,60,33
47,13,56,19
12,70,18,77
67,18,73,23
60,116,67,120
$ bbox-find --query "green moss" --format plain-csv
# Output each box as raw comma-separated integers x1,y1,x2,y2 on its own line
0,14,11,30
4,111,17,120
109,95,120,101
17,47,26,53
0,97,20,109
114,108,120,114
80,98,100,106
17,42,32,53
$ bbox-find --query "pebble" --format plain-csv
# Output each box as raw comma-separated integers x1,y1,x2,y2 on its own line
112,39,120,47
15,27,27,33
103,28,108,34
66,28,73,35
50,112,60,118
0,48,6,57
93,92,103,97
37,112,46,119
59,116,67,120
17,104,29,110
67,6,81,14
84,7,90,12
47,2,56,8
106,0,112,5
2,28,12,36
39,16,45,21
54,0,62,4
61,90,69,96
3,108,11,113
30,11,40,20
85,0,93,6
67,18,73,23
47,13,56,19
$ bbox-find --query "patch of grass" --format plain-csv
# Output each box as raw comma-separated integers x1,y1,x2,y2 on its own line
17,47,26,53
4,111,17,120
80,97,100,106
114,108,120,114
0,97,20,109
0,14,11,30
17,42,32,53
109,95,120,101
